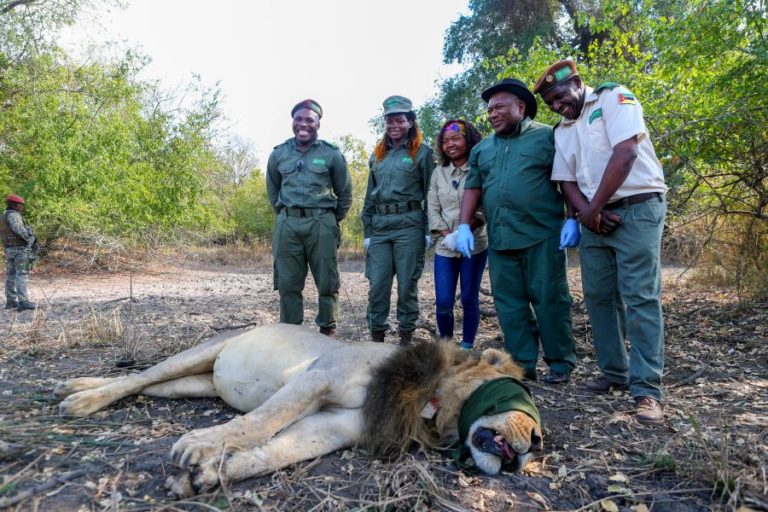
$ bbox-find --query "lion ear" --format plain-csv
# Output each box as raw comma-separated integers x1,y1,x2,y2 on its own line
479,349,511,367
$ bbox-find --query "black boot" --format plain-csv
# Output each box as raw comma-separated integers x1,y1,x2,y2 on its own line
4,300,17,310
17,301,37,311
399,330,414,346
371,331,385,343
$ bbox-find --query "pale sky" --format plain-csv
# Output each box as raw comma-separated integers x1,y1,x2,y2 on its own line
64,0,469,165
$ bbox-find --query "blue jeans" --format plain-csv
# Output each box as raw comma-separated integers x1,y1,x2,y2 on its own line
433,250,488,344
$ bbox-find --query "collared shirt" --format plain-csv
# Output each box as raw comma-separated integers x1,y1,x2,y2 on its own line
361,142,435,237
465,117,564,250
266,137,352,221
427,161,488,257
551,85,667,202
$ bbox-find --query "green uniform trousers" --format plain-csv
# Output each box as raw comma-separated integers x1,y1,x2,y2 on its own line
272,209,340,329
487,235,576,375
580,197,666,400
366,210,426,332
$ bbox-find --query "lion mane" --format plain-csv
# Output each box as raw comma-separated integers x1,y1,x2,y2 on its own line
362,342,525,458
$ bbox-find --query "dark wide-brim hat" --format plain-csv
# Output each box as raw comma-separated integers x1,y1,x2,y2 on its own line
481,78,537,120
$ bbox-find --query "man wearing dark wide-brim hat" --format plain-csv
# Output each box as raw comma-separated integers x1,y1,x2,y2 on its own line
454,78,578,386
534,59,668,426
266,99,352,337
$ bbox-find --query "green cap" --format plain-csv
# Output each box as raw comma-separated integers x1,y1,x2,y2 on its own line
382,95,413,116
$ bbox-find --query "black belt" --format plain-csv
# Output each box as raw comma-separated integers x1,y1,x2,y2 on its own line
375,201,423,215
604,192,662,210
281,207,333,217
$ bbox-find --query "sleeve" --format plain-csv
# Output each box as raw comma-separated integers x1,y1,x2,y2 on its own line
464,145,483,189
361,156,377,238
330,149,352,221
427,166,449,233
550,130,577,182
266,150,281,213
419,146,436,234
602,87,649,148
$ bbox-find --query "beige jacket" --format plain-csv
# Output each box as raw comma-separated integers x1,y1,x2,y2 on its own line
427,162,488,258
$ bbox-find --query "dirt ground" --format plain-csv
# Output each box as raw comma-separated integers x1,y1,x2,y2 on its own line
0,252,766,511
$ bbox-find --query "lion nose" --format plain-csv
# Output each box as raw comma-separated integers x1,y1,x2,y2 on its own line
530,428,543,452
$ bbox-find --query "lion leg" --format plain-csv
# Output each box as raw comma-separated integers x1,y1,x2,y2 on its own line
141,374,217,398
172,408,362,496
171,369,338,469
58,332,233,416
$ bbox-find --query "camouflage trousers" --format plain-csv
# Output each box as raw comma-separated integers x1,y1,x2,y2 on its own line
4,246,31,303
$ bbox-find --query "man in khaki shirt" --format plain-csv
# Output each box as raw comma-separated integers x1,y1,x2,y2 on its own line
535,59,668,425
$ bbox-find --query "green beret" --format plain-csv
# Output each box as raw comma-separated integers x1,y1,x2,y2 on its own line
291,99,323,119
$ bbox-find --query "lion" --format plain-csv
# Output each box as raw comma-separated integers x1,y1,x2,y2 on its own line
54,324,542,496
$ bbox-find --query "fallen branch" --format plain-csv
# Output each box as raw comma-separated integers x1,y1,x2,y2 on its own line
669,363,710,388
0,470,86,508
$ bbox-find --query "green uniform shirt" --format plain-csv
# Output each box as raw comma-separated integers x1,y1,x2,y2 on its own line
266,138,353,221
465,117,563,250
361,143,434,238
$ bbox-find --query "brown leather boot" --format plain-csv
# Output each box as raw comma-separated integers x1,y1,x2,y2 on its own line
319,326,335,337
399,330,414,346
371,331,385,343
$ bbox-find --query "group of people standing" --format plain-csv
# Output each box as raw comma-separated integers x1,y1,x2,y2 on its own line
237,59,668,426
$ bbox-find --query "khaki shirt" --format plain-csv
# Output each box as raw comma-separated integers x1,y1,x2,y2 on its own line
266,138,352,221
551,85,667,201
427,162,488,257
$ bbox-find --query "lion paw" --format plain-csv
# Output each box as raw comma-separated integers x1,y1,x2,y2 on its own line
54,377,118,399
58,388,114,417
171,428,230,468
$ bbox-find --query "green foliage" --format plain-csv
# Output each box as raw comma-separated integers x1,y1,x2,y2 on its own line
228,170,274,241
486,0,768,298
335,134,370,249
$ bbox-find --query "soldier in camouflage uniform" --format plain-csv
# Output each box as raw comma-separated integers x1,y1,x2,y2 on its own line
267,100,352,336
361,96,435,345
2,194,37,311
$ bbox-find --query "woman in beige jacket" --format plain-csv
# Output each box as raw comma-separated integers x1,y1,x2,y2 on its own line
427,119,487,349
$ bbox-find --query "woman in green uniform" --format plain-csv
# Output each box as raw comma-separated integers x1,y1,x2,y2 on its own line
361,96,435,345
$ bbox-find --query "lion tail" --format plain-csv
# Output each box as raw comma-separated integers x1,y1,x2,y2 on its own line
361,342,450,458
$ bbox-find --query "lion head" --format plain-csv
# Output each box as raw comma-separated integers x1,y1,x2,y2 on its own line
362,342,543,474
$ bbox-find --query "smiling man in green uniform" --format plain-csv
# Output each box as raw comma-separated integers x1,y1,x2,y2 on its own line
267,99,352,336
455,79,578,384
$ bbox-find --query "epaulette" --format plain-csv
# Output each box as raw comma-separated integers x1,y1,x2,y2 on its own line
594,82,621,94
320,139,338,150
273,140,289,150
553,120,562,131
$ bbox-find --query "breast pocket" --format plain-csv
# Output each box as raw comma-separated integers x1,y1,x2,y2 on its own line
278,161,298,176
395,156,416,174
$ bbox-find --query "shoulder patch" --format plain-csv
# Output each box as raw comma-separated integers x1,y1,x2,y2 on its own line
594,82,620,94
589,108,603,124
617,92,637,105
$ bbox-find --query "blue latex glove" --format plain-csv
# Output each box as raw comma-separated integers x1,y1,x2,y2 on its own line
455,224,474,258
425,235,432,249
559,218,581,250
